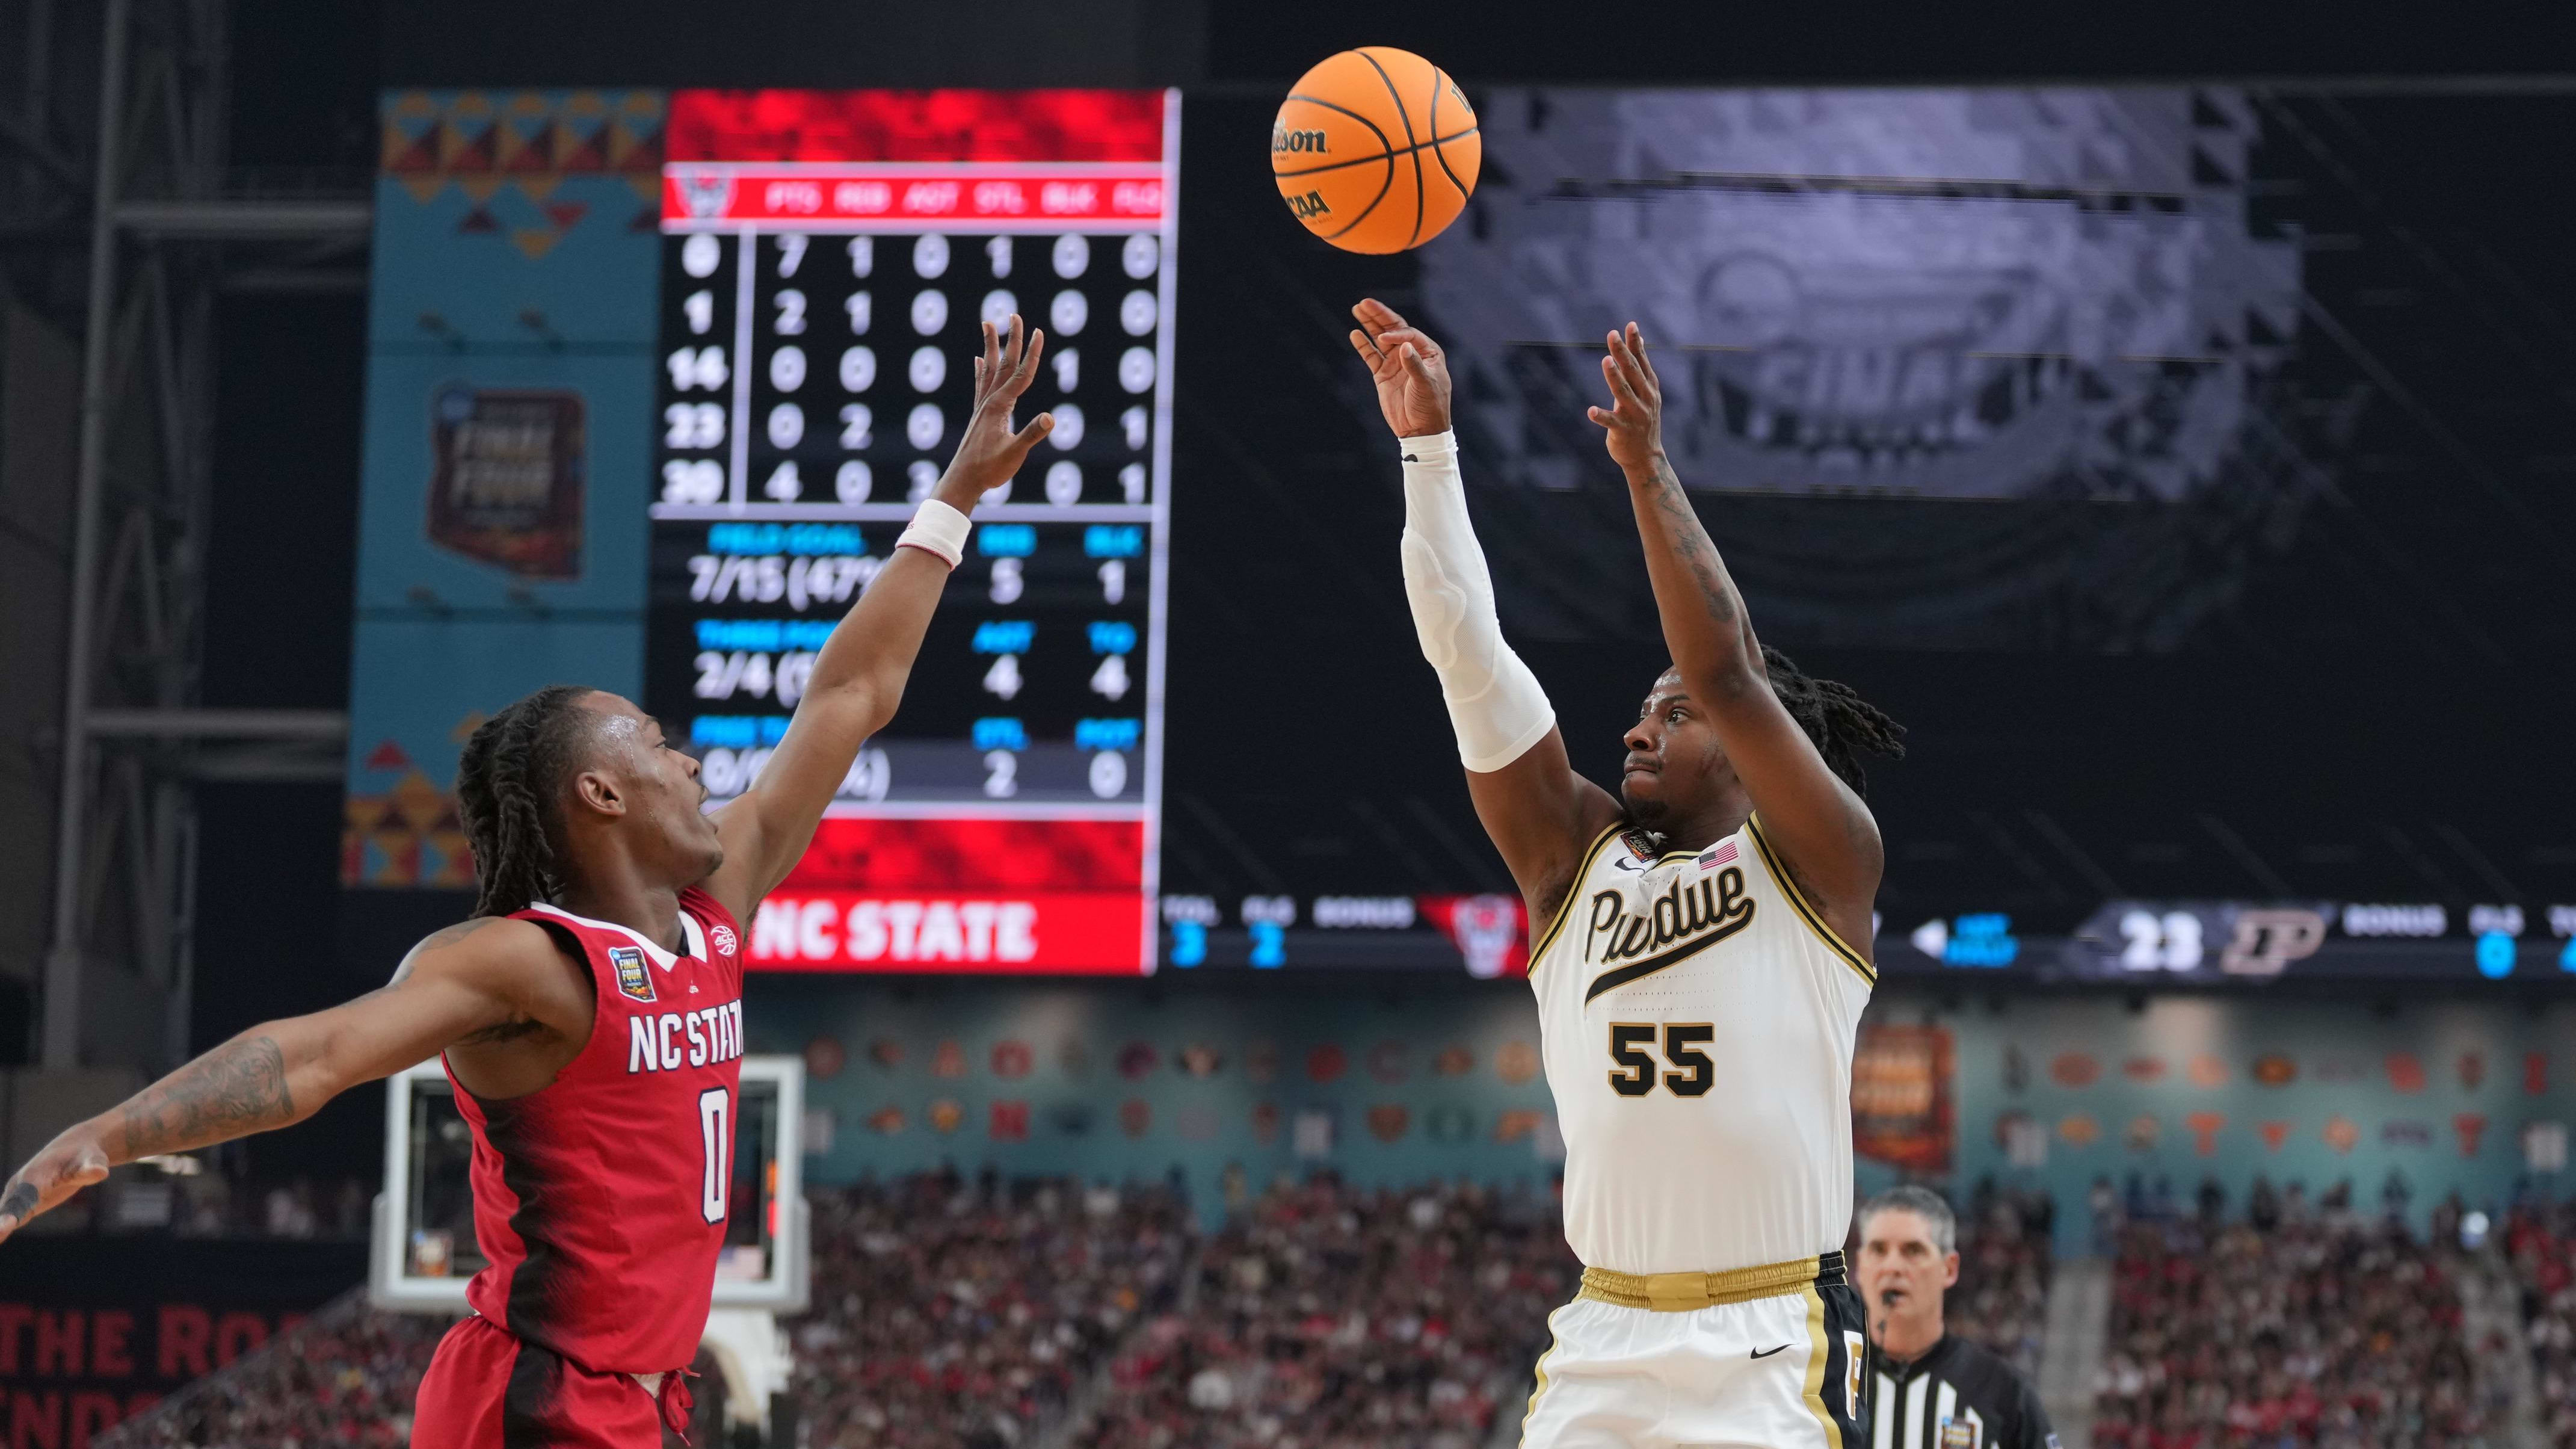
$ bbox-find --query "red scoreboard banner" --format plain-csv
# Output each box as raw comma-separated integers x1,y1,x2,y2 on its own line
750,817,1150,975
664,168,1166,227
750,891,1147,973
664,89,1171,230
668,90,1166,164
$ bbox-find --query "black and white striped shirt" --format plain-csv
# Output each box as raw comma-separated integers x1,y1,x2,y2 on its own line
1870,1335,2056,1449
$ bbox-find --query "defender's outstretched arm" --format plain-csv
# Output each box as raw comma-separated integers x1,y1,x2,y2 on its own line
1588,323,1882,950
1349,300,1622,921
702,317,1056,920
0,916,578,1243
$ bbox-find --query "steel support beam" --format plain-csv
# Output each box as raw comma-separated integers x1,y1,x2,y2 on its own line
115,198,372,239
42,0,133,1071
85,709,350,740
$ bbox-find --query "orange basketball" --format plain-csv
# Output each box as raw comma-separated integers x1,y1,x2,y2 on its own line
1272,47,1481,254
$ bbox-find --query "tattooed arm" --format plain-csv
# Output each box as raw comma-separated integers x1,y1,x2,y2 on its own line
1589,322,1883,947
0,915,582,1243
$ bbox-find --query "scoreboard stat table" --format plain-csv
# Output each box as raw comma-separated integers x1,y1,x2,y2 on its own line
646,90,1178,973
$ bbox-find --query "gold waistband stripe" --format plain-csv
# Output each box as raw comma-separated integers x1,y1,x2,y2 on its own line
1577,1251,1835,1312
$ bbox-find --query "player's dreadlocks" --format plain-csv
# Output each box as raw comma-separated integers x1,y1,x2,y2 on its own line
455,685,598,918
1760,645,1906,797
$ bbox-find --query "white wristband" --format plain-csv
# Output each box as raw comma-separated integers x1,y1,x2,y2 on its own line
895,498,971,568
1399,430,1457,470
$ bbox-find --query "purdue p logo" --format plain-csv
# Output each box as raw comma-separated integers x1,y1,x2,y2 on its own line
609,945,655,1003
2222,908,2326,977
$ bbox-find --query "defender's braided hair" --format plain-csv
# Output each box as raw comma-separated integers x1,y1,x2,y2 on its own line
1760,645,1906,797
455,685,598,918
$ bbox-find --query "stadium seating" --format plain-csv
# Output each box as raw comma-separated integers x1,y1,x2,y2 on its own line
1949,1184,2056,1380
2504,1199,2576,1448
789,1170,1194,1448
101,1171,1191,1449
102,1294,451,1449
103,1173,2528,1449
2091,1193,2490,1449
1072,1176,1578,1449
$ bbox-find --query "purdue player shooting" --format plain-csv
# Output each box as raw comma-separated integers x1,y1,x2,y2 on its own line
1348,300,1903,1449
1857,1188,2058,1449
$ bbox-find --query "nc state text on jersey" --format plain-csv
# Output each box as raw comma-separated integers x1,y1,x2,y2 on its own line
626,1001,747,1074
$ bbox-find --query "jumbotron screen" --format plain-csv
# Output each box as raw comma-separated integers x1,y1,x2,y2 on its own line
647,90,1177,974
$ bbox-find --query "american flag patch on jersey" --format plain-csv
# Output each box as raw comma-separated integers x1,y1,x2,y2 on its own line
1696,841,1739,871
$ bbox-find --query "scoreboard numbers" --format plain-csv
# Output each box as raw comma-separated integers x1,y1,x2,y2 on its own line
644,88,1178,974
649,218,1172,805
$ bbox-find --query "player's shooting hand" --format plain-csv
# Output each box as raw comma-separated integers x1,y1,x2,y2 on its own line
933,315,1054,510
0,1122,113,1245
1587,322,1665,477
1349,298,1452,438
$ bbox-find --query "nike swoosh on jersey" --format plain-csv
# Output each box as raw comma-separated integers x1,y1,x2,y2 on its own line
1751,1343,1790,1359
1583,910,1757,1003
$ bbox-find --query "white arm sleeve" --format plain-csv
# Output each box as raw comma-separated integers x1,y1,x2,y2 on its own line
1398,430,1556,773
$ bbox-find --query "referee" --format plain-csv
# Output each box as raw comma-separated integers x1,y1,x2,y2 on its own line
1854,1187,2059,1449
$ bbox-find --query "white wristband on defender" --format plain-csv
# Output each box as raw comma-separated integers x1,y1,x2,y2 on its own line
895,498,971,567
1397,430,1557,773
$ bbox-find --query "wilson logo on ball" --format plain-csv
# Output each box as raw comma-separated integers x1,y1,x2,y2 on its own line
1272,46,1480,253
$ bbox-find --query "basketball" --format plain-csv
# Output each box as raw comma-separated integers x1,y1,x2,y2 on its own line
1273,47,1481,253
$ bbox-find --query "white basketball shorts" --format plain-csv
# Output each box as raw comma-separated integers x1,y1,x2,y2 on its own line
1519,1254,1867,1449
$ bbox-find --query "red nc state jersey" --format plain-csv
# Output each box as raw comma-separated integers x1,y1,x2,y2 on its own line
448,886,748,1374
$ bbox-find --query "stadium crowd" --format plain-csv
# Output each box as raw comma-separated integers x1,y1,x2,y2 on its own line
1946,1181,2056,1379
1072,1176,1578,1449
2090,1178,2494,1449
93,1166,2554,1449
789,1170,1194,1449
102,1170,1191,1449
102,1296,453,1449
2504,1194,2576,1449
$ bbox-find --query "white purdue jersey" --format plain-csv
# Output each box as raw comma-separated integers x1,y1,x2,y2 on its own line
1530,815,1875,1275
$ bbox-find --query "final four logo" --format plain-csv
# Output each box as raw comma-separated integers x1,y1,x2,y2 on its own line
608,945,655,1004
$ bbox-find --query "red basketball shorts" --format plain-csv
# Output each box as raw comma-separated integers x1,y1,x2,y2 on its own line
411,1314,686,1448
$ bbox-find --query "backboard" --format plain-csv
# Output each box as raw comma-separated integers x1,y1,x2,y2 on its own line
369,1054,809,1313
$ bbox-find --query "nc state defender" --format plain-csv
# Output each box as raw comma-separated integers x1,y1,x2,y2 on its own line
1348,301,1905,1449
0,320,1061,1446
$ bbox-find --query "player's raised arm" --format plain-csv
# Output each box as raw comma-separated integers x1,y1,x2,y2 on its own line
0,916,579,1243
700,317,1056,920
1587,321,1884,952
1349,300,1623,919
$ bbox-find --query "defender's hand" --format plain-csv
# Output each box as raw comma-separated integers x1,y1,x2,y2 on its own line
933,315,1054,510
0,1122,112,1244
1587,321,1665,477
1349,298,1453,438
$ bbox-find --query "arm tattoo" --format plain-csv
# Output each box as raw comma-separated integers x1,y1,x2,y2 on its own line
1644,456,1741,630
0,1181,35,1219
118,1036,295,1158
